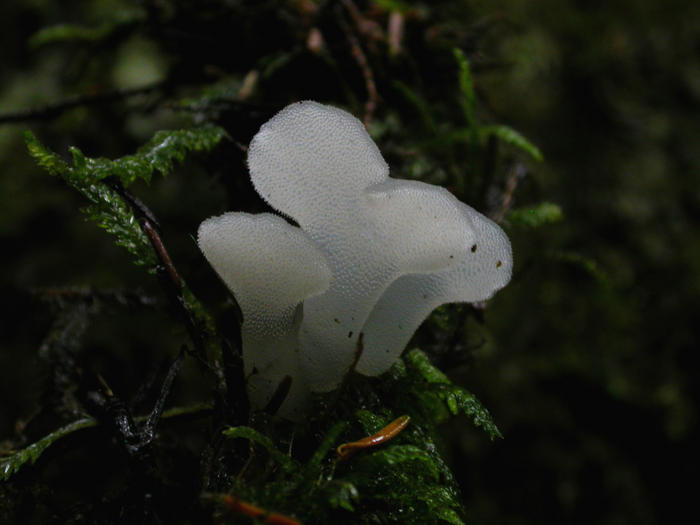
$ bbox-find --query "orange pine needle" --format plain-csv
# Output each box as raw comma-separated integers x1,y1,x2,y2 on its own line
337,415,411,459
221,495,303,525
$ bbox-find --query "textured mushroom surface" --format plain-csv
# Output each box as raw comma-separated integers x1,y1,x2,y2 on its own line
199,101,512,418
249,101,476,392
197,212,330,418
357,203,513,376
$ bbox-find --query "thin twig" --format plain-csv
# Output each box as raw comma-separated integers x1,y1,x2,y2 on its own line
339,0,365,33
142,220,209,365
339,0,383,53
491,163,527,224
113,180,244,414
0,83,164,125
336,6,379,129
388,11,405,57
141,346,186,443
143,221,182,289
106,178,162,232
32,286,159,310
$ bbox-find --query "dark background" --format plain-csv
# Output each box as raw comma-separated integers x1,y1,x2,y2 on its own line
1,1,698,524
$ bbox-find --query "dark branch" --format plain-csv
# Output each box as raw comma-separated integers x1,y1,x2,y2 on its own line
141,347,186,445
0,83,164,125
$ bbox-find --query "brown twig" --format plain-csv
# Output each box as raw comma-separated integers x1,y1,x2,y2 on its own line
112,182,245,417
336,6,380,129
339,0,384,52
387,11,405,57
143,221,182,289
491,163,528,224
140,217,208,365
106,178,162,232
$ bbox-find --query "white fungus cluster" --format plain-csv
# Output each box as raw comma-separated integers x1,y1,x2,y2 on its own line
198,101,512,419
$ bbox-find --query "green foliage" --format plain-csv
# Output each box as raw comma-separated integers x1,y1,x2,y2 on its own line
393,48,544,167
386,47,546,213
548,250,612,287
428,384,502,438
24,127,225,367
361,443,441,479
309,421,347,468
403,348,502,439
223,426,294,472
24,126,225,267
74,127,227,188
29,11,144,48
341,416,465,525
403,347,452,385
0,404,213,482
25,130,157,266
373,0,416,15
0,418,97,481
220,423,352,522
210,349,499,524
506,201,563,229
393,79,438,132
452,48,544,163
220,406,468,524
2,3,550,523
479,125,544,162
454,48,477,128
325,480,360,512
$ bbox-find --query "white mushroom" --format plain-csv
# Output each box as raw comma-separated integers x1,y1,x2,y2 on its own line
197,212,330,419
199,101,513,419
248,101,475,392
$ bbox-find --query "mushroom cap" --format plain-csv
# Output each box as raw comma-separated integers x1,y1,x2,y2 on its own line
357,205,512,376
363,179,476,272
197,212,331,317
248,101,388,224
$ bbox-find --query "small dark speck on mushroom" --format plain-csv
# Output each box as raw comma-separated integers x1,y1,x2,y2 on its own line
471,244,477,253
334,318,340,324
348,331,353,338
496,260,502,268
